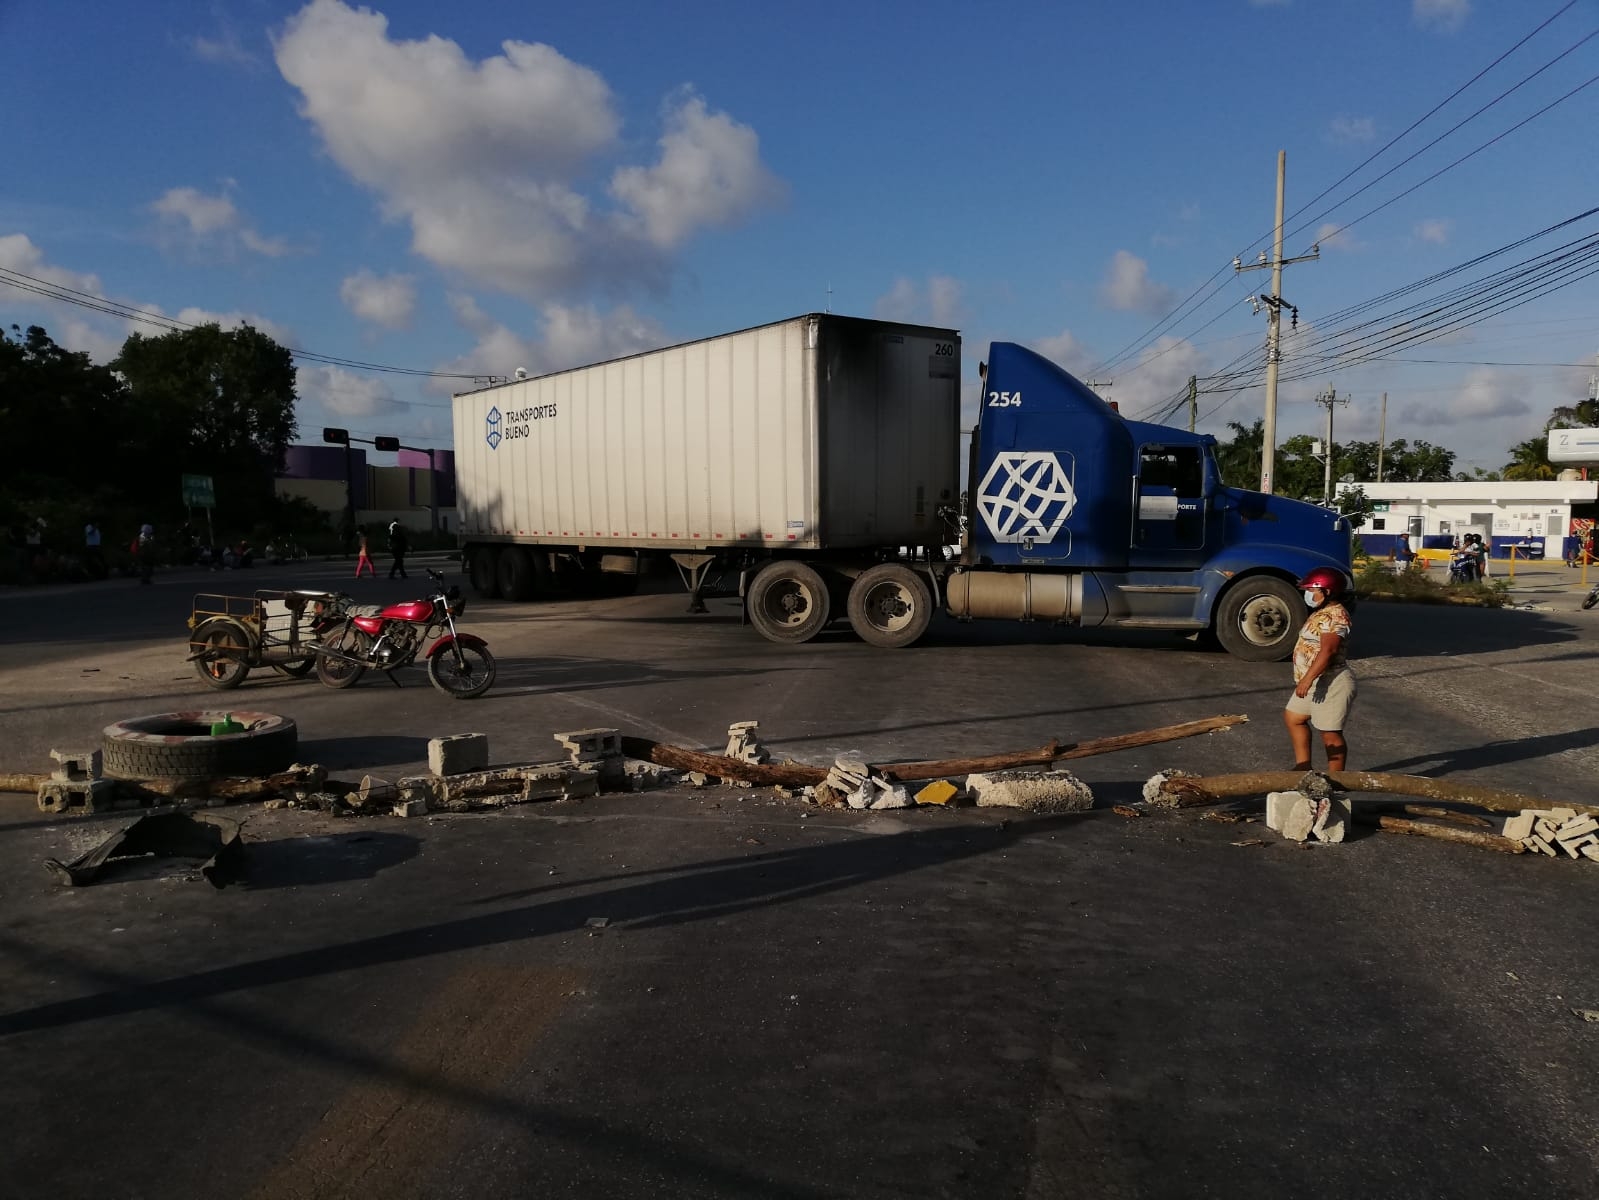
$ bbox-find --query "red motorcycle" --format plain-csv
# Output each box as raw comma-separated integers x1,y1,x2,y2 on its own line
313,569,496,699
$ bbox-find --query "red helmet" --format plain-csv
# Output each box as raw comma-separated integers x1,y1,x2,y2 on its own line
1297,567,1348,596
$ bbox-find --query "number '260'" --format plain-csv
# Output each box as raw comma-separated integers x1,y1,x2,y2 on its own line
987,391,1022,408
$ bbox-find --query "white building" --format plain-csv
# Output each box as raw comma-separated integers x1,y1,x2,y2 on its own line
1335,480,1598,558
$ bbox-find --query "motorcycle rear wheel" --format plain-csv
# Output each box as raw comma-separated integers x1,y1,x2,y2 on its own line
428,644,496,699
315,627,372,689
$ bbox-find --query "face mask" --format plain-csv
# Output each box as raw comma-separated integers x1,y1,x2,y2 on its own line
1304,589,1324,607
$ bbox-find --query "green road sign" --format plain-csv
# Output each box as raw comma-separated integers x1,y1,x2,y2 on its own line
182,474,216,509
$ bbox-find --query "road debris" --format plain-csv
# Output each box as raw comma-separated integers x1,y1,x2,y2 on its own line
1504,810,1599,860
1572,1008,1599,1023
966,769,1093,813
1112,805,1143,819
1146,769,1594,818
428,733,489,776
43,811,245,888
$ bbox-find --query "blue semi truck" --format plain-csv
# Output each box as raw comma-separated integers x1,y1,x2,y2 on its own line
453,314,1352,660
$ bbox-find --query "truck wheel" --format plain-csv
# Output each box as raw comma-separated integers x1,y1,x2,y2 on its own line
847,564,933,649
497,546,537,601
468,546,501,599
747,561,831,644
1215,576,1304,662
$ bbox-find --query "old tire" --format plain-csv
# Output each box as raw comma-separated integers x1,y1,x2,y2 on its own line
747,561,831,644
496,546,538,601
468,545,501,599
192,619,254,690
847,564,933,649
102,712,297,780
1214,576,1304,662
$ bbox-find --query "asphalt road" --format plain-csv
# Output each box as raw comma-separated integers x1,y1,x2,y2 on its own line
1,561,1597,1198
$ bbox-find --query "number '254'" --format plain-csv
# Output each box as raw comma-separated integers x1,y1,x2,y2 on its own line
987,391,1021,408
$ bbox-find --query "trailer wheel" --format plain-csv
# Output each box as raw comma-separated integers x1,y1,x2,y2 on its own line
1214,576,1303,662
747,561,831,644
496,546,538,601
847,564,933,649
468,545,501,599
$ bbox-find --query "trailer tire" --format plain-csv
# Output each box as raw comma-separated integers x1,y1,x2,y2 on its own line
747,561,831,644
1214,576,1304,662
102,712,297,780
847,564,934,649
468,545,501,599
497,547,538,601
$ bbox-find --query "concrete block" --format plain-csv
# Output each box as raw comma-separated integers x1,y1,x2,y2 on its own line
49,748,102,782
1582,844,1599,862
834,757,869,779
915,780,960,806
563,767,601,799
1534,818,1559,840
392,798,428,818
1554,816,1598,843
428,734,489,777
1312,796,1352,844
36,778,118,815
869,784,914,810
1558,835,1592,860
1548,808,1579,823
846,780,878,810
1266,791,1308,832
1526,833,1558,856
553,729,621,764
1502,812,1537,842
1280,799,1317,844
967,769,1093,813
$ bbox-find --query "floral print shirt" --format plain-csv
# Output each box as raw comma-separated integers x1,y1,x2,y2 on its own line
1293,602,1351,683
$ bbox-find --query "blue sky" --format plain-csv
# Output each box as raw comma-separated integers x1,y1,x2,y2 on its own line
3,0,1597,475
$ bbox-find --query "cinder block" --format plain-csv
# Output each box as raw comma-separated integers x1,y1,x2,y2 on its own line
36,778,117,814
1582,844,1599,862
1312,796,1352,844
1554,816,1598,843
1266,791,1309,832
915,780,960,806
1548,808,1578,823
1526,833,1558,856
392,798,428,818
49,748,102,782
562,767,601,799
428,734,489,777
1502,812,1537,842
553,728,621,764
967,770,1093,813
1534,818,1559,840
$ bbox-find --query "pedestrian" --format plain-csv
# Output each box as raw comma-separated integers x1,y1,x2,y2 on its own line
387,520,409,579
354,526,376,578
84,520,104,578
1284,567,1356,773
131,523,154,585
1395,532,1414,570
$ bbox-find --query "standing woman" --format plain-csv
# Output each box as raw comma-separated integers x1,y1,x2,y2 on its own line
354,526,375,578
1283,567,1356,773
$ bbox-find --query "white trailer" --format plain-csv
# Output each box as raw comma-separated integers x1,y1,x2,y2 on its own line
453,314,961,629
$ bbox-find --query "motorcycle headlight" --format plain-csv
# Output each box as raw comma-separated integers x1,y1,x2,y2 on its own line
446,585,466,617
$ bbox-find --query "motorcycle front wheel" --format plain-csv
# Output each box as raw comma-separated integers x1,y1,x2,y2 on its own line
315,627,372,689
1583,588,1598,611
428,643,496,699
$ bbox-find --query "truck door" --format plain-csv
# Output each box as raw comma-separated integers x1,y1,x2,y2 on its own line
1132,443,1206,566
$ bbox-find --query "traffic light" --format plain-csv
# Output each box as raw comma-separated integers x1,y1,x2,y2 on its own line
322,427,350,445
374,435,401,452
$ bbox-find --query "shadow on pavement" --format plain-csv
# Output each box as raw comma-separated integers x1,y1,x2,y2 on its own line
243,830,422,890
297,735,431,771
1367,726,1599,776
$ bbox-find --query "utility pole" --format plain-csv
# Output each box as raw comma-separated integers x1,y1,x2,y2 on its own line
1236,151,1319,494
1187,375,1198,433
1377,392,1387,483
1313,384,1351,503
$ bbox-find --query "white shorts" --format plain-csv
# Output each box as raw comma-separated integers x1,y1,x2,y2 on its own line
1285,668,1356,732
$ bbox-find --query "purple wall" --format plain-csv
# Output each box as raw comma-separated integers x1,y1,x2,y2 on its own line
279,444,368,508
396,448,456,506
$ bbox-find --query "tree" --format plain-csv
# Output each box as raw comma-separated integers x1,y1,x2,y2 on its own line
1213,419,1263,490
1502,437,1556,481
113,323,299,523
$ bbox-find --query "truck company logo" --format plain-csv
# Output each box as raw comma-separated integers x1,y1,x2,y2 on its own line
977,452,1076,543
485,406,501,450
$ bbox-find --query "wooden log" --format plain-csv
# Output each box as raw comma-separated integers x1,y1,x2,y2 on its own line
1376,803,1495,829
0,773,49,795
113,766,328,804
1152,770,1596,818
1356,812,1525,854
620,714,1250,787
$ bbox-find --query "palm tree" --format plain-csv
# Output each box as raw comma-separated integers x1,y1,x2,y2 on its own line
1502,437,1555,481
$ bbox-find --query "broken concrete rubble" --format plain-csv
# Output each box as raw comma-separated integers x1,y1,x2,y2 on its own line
966,769,1093,813
428,733,488,777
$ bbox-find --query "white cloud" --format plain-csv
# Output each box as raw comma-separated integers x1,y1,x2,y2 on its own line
1328,115,1375,144
340,269,417,328
873,275,963,326
434,297,669,386
1098,250,1178,315
274,0,780,298
1401,367,1530,426
151,186,292,258
1414,218,1451,245
1114,337,1210,425
610,91,783,250
188,27,258,67
297,363,402,416
0,234,130,360
1029,329,1095,377
1314,222,1361,252
173,306,295,347
1414,0,1470,32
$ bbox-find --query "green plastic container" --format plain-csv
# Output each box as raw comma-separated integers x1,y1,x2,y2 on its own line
210,714,245,736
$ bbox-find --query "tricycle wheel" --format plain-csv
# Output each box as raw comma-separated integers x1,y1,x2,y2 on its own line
194,624,252,690
272,657,317,678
